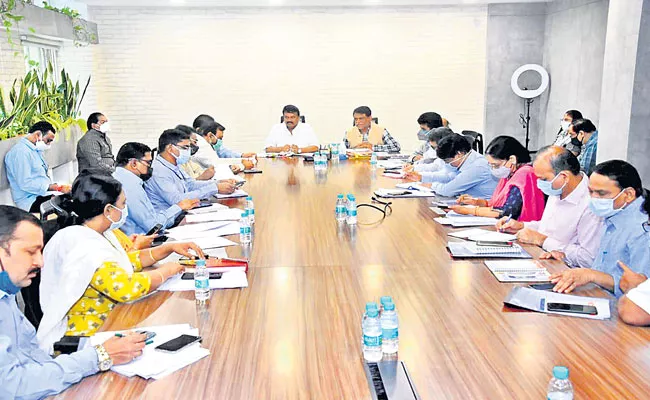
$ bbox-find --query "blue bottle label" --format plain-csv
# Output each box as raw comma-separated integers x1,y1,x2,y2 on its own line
195,278,209,289
363,334,382,346
349,209,357,217
382,328,398,340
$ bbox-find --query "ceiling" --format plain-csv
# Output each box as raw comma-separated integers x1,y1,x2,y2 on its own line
80,0,550,7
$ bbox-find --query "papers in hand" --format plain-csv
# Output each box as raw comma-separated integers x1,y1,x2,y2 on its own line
89,324,209,379
214,189,248,199
448,228,516,242
185,208,244,223
484,260,551,282
504,286,611,320
159,271,248,291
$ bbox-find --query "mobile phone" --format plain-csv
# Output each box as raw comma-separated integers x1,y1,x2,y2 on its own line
136,330,157,341
528,283,556,291
194,201,212,209
155,334,202,353
547,302,598,315
244,169,263,174
181,272,223,280
146,223,164,236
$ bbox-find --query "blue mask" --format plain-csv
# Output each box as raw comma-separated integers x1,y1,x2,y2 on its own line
589,191,626,218
537,173,566,197
107,204,129,231
0,271,21,295
212,139,223,152
173,146,191,165
417,129,431,141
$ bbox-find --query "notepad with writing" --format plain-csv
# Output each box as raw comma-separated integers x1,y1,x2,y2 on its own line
484,260,550,282
446,242,532,259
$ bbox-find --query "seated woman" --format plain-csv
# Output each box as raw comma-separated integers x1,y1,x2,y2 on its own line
449,136,545,221
37,173,204,353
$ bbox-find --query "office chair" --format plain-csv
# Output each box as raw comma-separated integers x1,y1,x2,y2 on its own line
462,130,484,154
281,116,306,123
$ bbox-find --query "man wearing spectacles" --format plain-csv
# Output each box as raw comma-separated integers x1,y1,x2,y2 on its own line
113,142,200,235
145,129,236,214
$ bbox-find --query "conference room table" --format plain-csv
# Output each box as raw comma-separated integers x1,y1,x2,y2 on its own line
52,157,650,399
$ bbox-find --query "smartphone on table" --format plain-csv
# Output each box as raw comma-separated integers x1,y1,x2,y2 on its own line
547,302,598,315
180,272,223,280
155,334,202,353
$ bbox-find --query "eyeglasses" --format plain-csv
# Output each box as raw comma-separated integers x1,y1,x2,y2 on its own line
135,158,152,167
174,145,190,151
643,221,650,233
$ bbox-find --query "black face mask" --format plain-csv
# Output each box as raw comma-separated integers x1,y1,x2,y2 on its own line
141,167,154,181
190,144,199,156
570,137,582,147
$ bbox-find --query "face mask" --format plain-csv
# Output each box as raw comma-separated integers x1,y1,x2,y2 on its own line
589,191,626,218
0,270,21,295
537,173,566,197
172,146,191,165
35,135,51,152
570,137,582,147
190,144,199,156
141,166,153,181
560,120,571,132
491,165,512,179
106,204,129,231
99,122,111,134
417,129,431,141
212,139,223,152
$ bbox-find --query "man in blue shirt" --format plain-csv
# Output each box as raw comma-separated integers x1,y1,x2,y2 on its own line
0,205,146,399
113,142,199,235
417,134,498,199
568,118,598,176
193,114,257,160
4,122,71,212
549,160,650,297
145,128,236,212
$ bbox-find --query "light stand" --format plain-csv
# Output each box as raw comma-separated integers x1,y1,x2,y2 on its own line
519,98,534,150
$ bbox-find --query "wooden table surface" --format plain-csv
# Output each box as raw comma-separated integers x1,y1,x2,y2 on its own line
52,158,650,400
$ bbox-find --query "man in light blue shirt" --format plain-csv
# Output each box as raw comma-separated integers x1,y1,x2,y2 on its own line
0,205,146,399
549,160,650,297
113,142,199,235
419,134,498,199
193,114,257,160
145,128,236,212
4,122,71,211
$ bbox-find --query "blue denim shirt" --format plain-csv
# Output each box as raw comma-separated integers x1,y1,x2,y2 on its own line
4,138,51,210
592,196,650,297
216,144,242,159
113,167,183,235
0,290,99,399
424,151,498,199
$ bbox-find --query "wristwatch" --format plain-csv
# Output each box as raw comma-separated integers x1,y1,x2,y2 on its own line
94,344,113,371
297,148,302,154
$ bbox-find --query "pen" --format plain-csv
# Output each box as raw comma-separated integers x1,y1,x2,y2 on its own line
115,333,154,345
407,186,421,191
499,214,512,232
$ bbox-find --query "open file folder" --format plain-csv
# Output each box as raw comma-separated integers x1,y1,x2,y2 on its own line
504,286,611,320
447,242,532,259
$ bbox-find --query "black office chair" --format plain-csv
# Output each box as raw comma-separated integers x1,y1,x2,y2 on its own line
462,130,484,154
352,117,379,126
281,116,306,123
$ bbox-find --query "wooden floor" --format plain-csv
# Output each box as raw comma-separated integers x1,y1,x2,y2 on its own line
52,159,650,399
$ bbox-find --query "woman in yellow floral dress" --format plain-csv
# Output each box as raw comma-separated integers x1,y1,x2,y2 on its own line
37,174,203,353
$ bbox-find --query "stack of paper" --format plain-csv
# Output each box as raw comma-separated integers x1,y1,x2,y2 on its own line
181,236,238,249
447,242,532,259
383,171,406,179
377,160,405,169
396,183,433,192
374,188,437,198
187,203,228,215
166,221,231,239
89,324,210,379
504,286,611,320
484,260,550,282
159,270,248,291
185,208,244,224
435,211,498,227
214,189,248,199
448,228,516,242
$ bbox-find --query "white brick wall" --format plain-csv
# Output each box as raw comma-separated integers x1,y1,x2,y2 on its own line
58,43,99,120
88,6,488,153
0,30,27,110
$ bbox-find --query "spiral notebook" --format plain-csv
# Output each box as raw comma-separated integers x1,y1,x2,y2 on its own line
484,260,551,282
446,242,532,259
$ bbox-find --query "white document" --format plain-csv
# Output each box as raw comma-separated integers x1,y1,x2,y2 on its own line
374,188,438,198
484,260,551,282
158,270,249,291
383,171,406,179
395,182,434,192
166,221,231,238
448,228,516,242
429,207,447,215
504,286,611,320
434,216,498,227
214,189,248,199
187,203,228,215
185,208,244,223
172,222,240,240
186,236,238,249
89,324,210,379
377,160,405,169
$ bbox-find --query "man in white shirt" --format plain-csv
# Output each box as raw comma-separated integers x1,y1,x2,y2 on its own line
618,258,650,326
264,105,319,154
497,146,604,267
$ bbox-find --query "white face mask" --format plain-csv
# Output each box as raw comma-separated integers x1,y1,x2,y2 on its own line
35,135,51,151
560,120,571,132
99,122,111,134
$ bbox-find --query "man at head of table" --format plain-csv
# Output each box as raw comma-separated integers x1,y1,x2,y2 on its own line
264,105,319,154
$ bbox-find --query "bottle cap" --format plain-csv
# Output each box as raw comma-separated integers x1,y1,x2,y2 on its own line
347,194,353,200
552,366,569,380
246,196,252,200
383,302,395,311
380,296,393,306
365,302,378,311
338,194,344,199
195,259,206,267
241,211,248,218
367,308,379,317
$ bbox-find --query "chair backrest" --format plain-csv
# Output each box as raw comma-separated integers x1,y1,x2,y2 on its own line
352,117,379,127
280,115,306,123
462,130,484,154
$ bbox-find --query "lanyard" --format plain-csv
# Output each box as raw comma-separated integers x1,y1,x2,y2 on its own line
157,158,186,181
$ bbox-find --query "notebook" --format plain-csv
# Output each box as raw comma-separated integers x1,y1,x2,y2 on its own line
484,260,551,282
448,228,517,243
446,242,532,259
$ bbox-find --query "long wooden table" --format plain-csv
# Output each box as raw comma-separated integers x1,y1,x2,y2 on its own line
53,158,650,399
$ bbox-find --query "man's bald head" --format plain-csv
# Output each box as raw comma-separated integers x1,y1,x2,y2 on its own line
534,145,581,179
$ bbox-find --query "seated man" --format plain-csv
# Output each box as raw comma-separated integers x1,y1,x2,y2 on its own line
193,114,256,159
419,134,497,198
175,125,215,181
568,118,598,175
145,129,236,212
548,160,650,297
410,112,443,162
344,106,401,153
4,121,71,212
196,121,255,175
497,146,603,267
0,205,147,399
404,127,454,178
617,256,650,326
552,109,583,156
113,142,199,235
76,112,115,173
265,105,319,154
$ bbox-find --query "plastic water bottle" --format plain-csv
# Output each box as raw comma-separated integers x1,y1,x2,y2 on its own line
194,259,210,304
331,144,340,164
240,211,252,244
346,195,357,225
335,194,346,222
547,366,574,400
362,302,382,362
380,301,399,354
370,152,378,170
246,196,255,224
